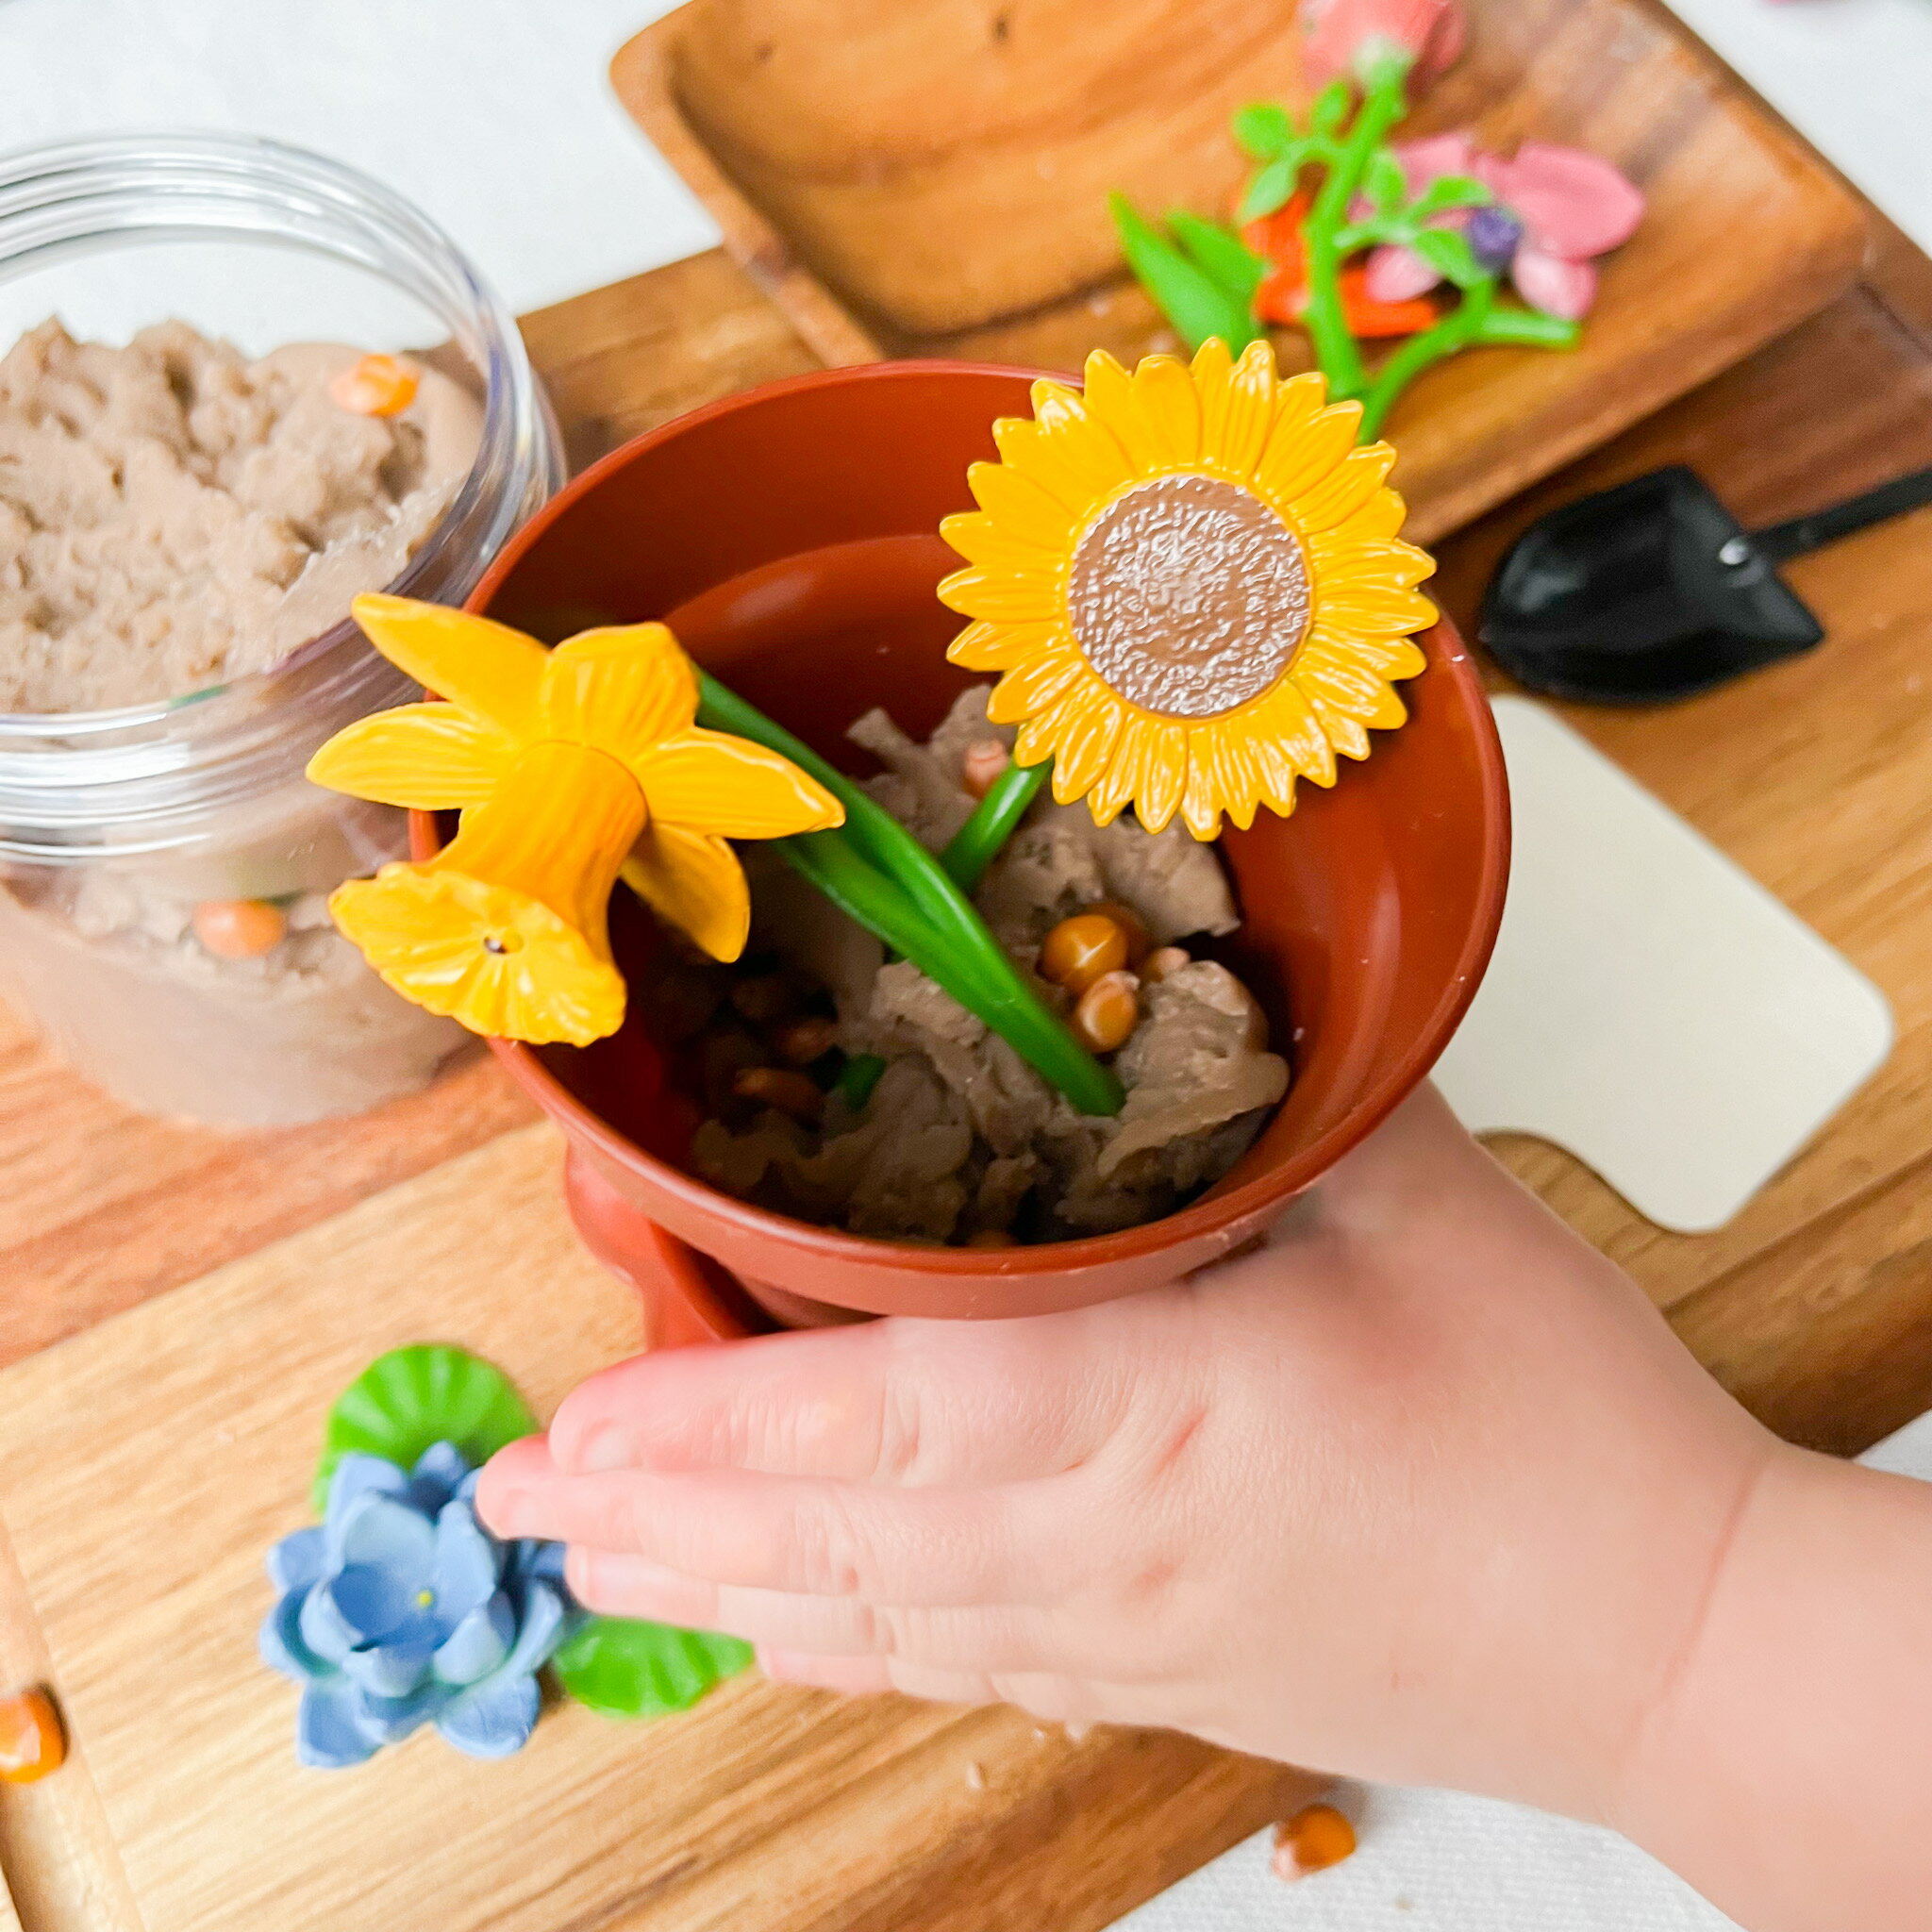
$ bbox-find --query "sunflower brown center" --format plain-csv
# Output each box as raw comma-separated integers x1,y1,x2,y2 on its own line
1066,475,1310,719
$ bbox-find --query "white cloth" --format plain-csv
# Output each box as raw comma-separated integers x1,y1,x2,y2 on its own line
1113,1410,1932,1930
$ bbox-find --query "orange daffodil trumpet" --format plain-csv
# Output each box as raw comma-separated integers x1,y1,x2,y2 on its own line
308,595,843,1046
938,340,1436,841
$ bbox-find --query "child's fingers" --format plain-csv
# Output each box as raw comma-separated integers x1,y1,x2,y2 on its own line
566,1547,1063,1668
758,1650,900,1696
478,1454,1076,1606
545,1314,1134,1488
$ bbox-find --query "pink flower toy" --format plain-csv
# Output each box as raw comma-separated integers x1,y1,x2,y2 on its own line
1364,134,1645,323
1108,0,1645,434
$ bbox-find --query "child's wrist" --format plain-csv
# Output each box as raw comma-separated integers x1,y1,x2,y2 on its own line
1608,1445,1932,1929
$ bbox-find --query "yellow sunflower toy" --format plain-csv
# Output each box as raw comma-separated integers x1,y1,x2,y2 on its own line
940,339,1436,840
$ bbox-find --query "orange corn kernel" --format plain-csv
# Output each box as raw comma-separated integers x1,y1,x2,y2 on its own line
733,1066,824,1124
1141,944,1190,984
328,353,420,417
772,1015,840,1066
192,897,288,959
0,1686,64,1784
1272,1802,1357,1880
1040,913,1129,995
959,738,1012,799
1071,970,1140,1053
1084,900,1152,965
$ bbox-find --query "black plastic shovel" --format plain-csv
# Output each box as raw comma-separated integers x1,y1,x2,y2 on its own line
1478,464,1932,703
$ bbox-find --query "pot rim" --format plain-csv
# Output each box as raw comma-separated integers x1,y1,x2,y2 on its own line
454,358,1511,1278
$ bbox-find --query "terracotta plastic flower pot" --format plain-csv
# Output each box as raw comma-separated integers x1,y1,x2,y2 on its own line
447,361,1508,1340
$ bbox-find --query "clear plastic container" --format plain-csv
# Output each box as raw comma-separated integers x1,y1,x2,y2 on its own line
0,134,565,1124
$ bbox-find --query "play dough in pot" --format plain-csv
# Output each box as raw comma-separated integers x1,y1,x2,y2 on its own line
673,687,1291,1243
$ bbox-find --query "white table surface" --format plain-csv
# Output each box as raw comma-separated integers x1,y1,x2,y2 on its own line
0,3,1922,1926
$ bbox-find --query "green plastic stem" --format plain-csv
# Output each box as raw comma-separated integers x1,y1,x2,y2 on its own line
941,758,1050,892
693,676,1124,1118
1358,276,1496,439
1297,57,1412,404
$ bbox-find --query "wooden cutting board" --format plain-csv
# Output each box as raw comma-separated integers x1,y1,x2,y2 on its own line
0,1125,1321,1932
613,0,1869,542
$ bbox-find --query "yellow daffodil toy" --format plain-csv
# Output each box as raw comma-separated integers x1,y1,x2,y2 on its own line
308,595,843,1046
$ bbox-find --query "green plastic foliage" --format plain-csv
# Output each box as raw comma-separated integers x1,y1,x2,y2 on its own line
550,1615,755,1719
313,1343,539,1513
697,673,1123,1117
1108,195,1261,354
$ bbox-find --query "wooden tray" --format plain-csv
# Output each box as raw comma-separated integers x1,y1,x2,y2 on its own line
612,0,1869,543
0,1125,1321,1932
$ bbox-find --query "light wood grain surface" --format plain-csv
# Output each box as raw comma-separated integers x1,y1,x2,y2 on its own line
4,29,1932,1925
0,1127,1318,1932
614,0,1869,541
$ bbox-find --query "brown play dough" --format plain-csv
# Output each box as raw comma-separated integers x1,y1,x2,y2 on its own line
0,318,480,1124
0,319,483,713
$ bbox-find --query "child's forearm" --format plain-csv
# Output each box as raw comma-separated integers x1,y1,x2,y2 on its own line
1614,1446,1932,1931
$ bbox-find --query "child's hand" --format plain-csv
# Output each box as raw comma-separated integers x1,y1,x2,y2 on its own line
478,1088,1774,1822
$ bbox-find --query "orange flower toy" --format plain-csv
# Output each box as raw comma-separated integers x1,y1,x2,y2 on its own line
940,341,1434,840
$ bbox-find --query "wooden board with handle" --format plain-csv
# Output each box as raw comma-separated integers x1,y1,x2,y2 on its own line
0,1125,1322,1932
613,0,1870,542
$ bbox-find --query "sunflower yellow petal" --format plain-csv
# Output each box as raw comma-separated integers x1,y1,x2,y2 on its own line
1330,487,1408,543
350,594,547,741
1180,734,1224,840
940,509,1061,572
1004,384,1134,505
1088,714,1151,827
621,823,751,963
937,564,1062,624
1130,718,1189,834
947,617,1061,673
1314,587,1439,635
1253,680,1338,787
1306,532,1436,591
1199,337,1278,483
1305,622,1428,680
1081,349,1176,476
1254,402,1363,518
987,640,1087,723
1208,724,1265,829
1129,355,1202,468
307,703,518,808
1248,734,1301,818
1296,647,1410,728
1309,696,1373,760
1272,371,1328,437
967,461,1076,547
1290,443,1399,533
540,623,700,759
636,727,842,838
1041,684,1124,799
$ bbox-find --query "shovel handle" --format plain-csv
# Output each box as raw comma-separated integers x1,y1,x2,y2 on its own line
1753,466,1932,563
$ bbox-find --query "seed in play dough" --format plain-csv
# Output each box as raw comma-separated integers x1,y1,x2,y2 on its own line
0,1686,65,1783
192,898,288,959
329,352,421,418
